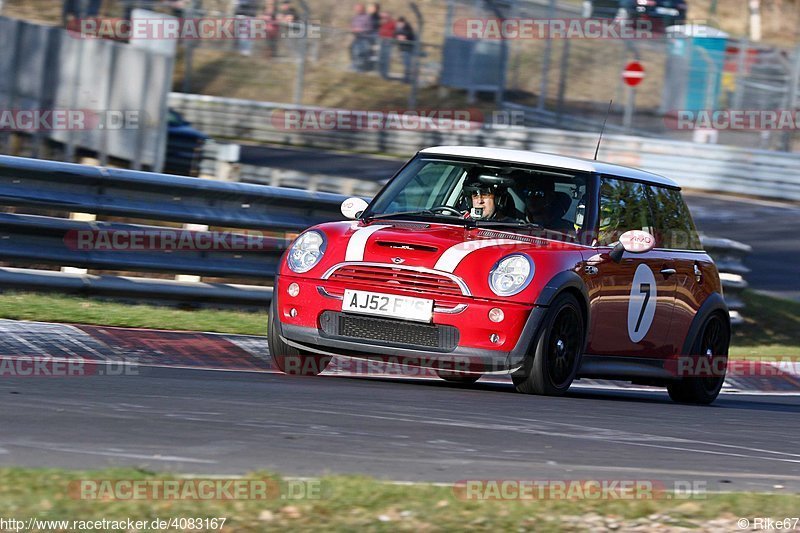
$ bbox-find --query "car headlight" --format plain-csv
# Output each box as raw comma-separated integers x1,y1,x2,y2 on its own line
287,231,326,273
489,254,534,296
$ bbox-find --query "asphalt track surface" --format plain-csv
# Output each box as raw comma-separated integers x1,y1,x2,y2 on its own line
2,364,800,492
240,144,800,298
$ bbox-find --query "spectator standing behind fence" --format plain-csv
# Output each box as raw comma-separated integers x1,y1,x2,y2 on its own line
377,11,395,79
364,3,381,72
260,0,280,57
162,0,187,17
366,3,380,33
350,3,372,72
394,16,415,83
63,0,102,30
276,1,301,55
234,0,261,56
277,1,299,23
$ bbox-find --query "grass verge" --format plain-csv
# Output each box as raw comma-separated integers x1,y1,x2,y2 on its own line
0,292,267,336
1,468,799,531
730,290,800,358
0,289,797,357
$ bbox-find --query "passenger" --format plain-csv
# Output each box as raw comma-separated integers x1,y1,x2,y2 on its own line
525,180,575,235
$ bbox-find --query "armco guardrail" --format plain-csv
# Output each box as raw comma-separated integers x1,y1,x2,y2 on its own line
169,93,800,202
0,154,346,308
0,154,344,232
0,155,749,321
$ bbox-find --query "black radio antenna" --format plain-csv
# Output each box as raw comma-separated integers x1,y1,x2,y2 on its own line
594,99,613,161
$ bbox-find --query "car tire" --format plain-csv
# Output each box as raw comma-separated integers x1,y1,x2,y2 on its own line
436,370,482,384
667,313,729,405
512,292,584,396
268,298,331,376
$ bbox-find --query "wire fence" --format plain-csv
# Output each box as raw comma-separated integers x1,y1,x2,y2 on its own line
2,0,800,151
45,0,441,108
441,0,800,149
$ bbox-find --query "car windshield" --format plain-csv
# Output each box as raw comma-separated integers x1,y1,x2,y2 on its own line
366,157,591,239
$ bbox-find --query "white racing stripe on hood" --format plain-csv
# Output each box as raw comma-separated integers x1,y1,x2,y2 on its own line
345,224,393,261
434,239,524,273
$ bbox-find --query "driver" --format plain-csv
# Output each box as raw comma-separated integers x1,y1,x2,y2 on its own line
462,178,513,221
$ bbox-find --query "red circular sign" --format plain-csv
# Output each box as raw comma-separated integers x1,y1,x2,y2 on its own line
622,61,645,87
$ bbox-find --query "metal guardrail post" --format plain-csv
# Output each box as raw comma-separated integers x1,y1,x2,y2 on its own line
780,44,800,152
408,3,423,109
732,40,749,111
293,1,311,105
537,0,556,111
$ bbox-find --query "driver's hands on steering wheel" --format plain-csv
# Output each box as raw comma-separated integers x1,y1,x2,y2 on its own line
429,205,465,217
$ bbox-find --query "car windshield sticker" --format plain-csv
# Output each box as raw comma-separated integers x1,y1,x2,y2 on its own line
628,264,658,343
344,225,392,261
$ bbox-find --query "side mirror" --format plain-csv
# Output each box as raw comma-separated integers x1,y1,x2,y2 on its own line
340,197,369,220
609,230,656,263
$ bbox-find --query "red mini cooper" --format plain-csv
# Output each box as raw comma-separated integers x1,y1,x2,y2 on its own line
269,147,730,404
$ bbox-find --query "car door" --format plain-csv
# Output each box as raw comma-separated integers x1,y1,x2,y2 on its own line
646,185,706,356
583,177,677,359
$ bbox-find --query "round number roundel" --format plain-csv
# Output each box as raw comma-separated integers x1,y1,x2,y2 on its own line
627,264,657,343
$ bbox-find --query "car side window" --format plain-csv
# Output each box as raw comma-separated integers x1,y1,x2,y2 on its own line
597,177,655,246
647,186,703,250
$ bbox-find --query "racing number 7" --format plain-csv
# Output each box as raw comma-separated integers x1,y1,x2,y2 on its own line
634,283,651,333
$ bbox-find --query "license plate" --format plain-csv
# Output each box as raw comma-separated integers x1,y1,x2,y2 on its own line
342,289,433,322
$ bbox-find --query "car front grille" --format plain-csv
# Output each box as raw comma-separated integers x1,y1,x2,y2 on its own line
319,311,459,351
326,264,465,297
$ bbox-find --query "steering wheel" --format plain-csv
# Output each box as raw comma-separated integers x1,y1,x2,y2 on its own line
429,205,463,216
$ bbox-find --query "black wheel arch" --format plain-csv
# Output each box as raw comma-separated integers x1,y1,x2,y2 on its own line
680,292,730,355
534,270,590,341
509,271,590,368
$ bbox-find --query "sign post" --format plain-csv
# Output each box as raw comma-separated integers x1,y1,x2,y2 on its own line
622,61,645,130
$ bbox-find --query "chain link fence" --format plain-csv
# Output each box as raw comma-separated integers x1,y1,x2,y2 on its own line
3,0,800,150
442,0,800,150
43,0,442,109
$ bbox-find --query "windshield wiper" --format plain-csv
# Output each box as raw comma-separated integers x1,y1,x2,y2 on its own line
366,210,464,222
366,209,435,221
473,220,542,229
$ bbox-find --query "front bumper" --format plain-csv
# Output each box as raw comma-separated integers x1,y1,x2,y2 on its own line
274,274,549,373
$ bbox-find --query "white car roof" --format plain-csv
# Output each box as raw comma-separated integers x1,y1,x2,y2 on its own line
419,146,679,188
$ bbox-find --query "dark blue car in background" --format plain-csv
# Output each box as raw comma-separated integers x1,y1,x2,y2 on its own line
165,109,208,177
